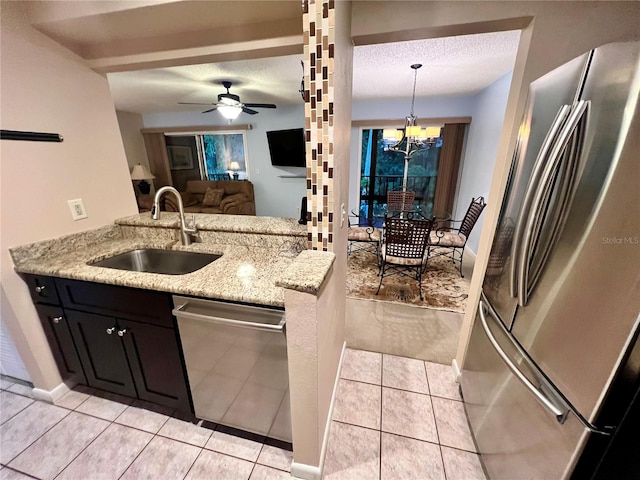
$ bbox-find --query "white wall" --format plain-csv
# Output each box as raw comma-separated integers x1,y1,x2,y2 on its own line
0,2,138,391
454,71,513,254
116,111,150,170
142,105,306,218
349,95,478,214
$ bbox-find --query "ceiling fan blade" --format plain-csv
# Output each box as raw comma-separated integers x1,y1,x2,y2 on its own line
242,107,259,115
243,103,277,109
179,102,215,106
202,107,218,113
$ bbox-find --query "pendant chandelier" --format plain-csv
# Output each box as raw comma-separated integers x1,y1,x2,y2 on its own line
382,64,442,191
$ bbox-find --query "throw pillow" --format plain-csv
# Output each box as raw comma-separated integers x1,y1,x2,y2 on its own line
202,187,225,207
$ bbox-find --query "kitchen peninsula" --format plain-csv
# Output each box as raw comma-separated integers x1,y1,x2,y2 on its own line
9,212,338,474
10,213,308,307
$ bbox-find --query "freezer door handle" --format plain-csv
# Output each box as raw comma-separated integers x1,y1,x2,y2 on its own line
478,299,569,422
172,302,286,333
510,105,572,299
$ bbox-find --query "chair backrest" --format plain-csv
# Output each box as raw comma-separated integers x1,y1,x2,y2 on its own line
384,217,433,260
387,191,415,212
459,197,486,238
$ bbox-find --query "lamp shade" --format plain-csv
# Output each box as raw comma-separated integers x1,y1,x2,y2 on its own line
424,126,442,139
130,164,155,180
218,105,242,120
406,125,422,137
383,128,398,140
229,161,241,171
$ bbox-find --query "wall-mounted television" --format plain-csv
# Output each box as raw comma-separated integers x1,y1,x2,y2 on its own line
266,128,306,167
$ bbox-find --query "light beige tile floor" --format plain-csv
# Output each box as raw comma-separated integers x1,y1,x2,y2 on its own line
323,349,487,480
0,378,293,480
0,352,483,480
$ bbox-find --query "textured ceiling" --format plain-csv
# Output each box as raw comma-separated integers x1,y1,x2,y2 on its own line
354,30,521,99
108,30,520,114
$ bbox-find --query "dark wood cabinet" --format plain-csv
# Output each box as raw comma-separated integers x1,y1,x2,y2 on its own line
34,304,86,385
24,275,60,305
21,273,192,413
55,278,173,327
66,310,138,398
119,318,191,412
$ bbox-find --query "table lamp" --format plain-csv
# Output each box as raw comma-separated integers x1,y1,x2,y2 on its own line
130,164,155,194
230,161,240,181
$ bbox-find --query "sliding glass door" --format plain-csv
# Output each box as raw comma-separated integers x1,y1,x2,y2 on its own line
165,132,248,191
359,128,442,224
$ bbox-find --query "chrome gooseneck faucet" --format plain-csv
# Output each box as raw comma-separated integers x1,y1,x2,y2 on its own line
151,186,197,246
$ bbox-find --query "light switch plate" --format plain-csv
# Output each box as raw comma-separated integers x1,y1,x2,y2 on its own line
68,199,88,220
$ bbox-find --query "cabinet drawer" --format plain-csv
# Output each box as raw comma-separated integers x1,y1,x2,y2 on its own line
22,274,60,305
55,278,173,328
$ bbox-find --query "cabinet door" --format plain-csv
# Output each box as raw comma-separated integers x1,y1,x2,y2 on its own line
34,305,86,385
118,318,192,412
66,310,137,398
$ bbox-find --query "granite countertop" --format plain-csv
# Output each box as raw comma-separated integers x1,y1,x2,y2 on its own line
10,214,311,308
117,212,307,237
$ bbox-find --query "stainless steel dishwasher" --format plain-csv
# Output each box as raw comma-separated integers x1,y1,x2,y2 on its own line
172,296,290,442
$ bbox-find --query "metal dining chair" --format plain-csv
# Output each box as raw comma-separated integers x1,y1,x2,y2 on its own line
387,191,415,212
347,210,382,258
376,215,434,300
428,196,486,277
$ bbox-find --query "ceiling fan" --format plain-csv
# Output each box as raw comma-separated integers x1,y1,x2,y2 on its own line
178,81,277,120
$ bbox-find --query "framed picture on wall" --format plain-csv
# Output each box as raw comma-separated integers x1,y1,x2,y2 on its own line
168,146,194,170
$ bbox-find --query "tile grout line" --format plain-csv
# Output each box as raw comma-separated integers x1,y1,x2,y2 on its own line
180,445,206,480
0,398,34,427
2,402,72,471
426,361,450,480
1,465,40,479
339,374,462,402
117,428,160,480
52,414,114,480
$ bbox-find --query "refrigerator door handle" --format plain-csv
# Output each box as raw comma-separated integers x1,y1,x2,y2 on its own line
478,299,570,422
510,105,573,298
517,100,589,306
528,102,588,291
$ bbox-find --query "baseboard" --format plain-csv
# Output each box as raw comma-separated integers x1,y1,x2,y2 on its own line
291,341,347,480
452,358,462,383
32,381,70,403
290,462,322,480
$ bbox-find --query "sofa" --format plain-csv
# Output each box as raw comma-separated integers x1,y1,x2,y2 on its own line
164,180,256,215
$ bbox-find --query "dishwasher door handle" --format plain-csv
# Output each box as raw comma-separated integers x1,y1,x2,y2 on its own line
172,303,285,332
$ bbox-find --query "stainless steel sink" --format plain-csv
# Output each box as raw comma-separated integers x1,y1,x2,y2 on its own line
89,249,222,275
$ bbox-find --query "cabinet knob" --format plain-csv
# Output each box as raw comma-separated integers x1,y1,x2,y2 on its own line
35,285,46,293
52,316,63,324
117,329,128,337
106,327,116,335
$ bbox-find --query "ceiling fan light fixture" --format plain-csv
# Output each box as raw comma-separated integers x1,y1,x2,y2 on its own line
218,104,242,120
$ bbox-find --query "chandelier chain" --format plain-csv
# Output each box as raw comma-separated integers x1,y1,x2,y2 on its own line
409,63,422,118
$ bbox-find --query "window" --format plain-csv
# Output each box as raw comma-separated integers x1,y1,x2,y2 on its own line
359,128,443,225
201,133,248,181
164,131,249,190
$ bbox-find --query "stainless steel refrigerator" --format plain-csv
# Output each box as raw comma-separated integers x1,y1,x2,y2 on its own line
461,41,640,479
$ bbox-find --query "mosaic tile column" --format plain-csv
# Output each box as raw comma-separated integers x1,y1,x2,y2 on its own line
304,0,335,252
